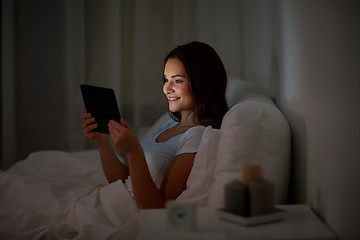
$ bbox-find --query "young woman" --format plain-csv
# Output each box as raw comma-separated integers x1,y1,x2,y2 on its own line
82,41,228,209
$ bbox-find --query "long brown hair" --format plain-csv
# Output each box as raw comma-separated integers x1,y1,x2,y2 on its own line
164,41,228,129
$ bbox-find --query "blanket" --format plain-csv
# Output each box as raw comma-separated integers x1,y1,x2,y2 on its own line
0,150,140,240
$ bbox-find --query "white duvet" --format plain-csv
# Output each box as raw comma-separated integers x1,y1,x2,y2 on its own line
0,150,140,240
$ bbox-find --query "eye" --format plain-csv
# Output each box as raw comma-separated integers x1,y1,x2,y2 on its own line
163,77,168,83
175,79,183,84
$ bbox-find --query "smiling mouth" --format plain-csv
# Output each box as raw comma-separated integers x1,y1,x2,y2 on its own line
168,97,180,102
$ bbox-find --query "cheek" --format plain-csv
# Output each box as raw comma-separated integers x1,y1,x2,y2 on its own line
184,89,196,105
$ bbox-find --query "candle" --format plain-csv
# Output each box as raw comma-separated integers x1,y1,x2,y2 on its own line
224,180,250,216
249,179,275,216
242,162,264,184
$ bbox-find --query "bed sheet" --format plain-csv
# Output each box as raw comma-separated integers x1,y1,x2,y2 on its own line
0,150,140,240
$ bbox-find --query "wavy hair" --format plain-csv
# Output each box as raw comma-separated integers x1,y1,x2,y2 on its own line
164,41,228,129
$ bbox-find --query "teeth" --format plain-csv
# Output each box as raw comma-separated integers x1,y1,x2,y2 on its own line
169,97,179,101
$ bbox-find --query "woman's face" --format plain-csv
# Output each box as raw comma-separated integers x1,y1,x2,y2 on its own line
163,58,196,114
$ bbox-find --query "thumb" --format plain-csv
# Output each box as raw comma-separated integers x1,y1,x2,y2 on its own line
120,118,131,129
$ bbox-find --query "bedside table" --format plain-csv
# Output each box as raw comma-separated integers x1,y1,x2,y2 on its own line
138,204,337,240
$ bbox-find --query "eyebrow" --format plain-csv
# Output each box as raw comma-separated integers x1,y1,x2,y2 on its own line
163,74,185,79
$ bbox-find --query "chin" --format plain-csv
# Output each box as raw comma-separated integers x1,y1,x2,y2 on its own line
169,108,179,113
168,105,179,113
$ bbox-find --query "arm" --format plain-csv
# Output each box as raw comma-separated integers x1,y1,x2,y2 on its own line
108,119,196,209
82,112,129,183
160,153,195,201
97,137,129,183
129,151,195,209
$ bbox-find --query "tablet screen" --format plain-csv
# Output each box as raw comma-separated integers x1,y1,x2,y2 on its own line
80,84,121,134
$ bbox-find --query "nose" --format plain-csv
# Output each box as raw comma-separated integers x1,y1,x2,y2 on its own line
163,81,174,95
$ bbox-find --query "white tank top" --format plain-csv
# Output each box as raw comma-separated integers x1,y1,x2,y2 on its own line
141,119,206,188
124,119,206,194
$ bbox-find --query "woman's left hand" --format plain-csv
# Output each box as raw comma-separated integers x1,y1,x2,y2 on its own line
108,119,142,155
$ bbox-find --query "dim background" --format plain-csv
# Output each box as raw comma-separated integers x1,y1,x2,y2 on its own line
2,0,360,239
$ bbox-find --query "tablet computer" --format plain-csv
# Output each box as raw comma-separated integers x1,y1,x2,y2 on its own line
80,84,121,134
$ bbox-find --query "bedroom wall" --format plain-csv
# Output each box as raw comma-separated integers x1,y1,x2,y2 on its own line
241,0,360,238
1,0,245,167
11,0,69,163
1,0,175,165
281,1,360,238
2,0,16,169
2,0,91,166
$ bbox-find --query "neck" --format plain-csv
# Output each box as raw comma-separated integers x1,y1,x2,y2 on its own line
179,110,199,127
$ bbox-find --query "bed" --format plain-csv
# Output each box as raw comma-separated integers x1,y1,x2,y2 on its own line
0,77,291,240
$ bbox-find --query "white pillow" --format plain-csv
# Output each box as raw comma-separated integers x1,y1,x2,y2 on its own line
176,126,220,206
208,93,291,209
226,76,256,107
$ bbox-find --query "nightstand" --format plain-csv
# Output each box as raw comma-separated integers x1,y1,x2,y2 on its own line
139,204,337,240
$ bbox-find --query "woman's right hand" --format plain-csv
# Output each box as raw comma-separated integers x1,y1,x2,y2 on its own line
82,111,106,143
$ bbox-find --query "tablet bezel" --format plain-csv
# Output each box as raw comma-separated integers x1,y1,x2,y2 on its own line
80,84,121,134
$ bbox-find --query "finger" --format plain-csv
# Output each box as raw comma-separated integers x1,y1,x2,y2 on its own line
121,118,135,131
108,124,120,141
120,118,128,127
108,120,123,131
86,117,96,125
83,112,92,121
82,117,96,129
83,123,98,133
108,122,120,135
88,123,98,131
